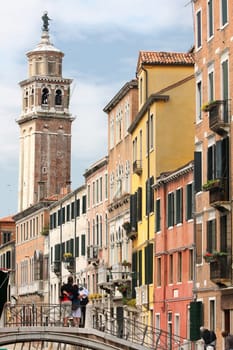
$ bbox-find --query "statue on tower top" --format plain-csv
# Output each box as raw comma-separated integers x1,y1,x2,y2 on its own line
42,11,51,31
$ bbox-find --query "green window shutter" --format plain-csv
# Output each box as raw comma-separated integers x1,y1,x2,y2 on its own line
137,187,142,222
81,234,86,256
190,301,203,341
175,188,183,224
58,209,61,226
194,151,202,193
71,201,75,219
156,199,161,232
54,244,60,261
66,205,70,222
145,243,153,284
167,192,174,227
62,207,65,224
186,184,193,221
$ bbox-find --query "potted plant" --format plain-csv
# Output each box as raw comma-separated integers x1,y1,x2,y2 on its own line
122,260,131,267
202,179,221,191
202,100,217,112
204,251,227,263
122,221,131,233
41,225,49,236
63,252,73,262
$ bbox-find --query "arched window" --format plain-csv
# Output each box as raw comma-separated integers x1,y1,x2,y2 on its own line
55,89,62,105
41,88,49,105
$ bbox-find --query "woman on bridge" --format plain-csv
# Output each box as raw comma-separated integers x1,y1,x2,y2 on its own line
60,276,74,327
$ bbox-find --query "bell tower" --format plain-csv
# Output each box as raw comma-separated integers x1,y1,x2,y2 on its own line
17,13,73,211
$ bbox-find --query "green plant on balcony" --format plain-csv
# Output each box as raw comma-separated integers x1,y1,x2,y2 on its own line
63,252,73,262
125,298,136,307
41,225,49,236
122,221,131,233
203,251,227,263
202,179,221,191
202,100,217,112
122,259,131,267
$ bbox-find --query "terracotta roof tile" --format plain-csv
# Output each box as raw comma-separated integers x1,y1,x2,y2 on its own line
137,50,194,73
0,215,15,223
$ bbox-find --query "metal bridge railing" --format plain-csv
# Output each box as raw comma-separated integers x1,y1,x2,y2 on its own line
3,303,192,350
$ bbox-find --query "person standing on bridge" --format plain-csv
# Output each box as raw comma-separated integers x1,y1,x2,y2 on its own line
60,276,74,327
71,283,81,327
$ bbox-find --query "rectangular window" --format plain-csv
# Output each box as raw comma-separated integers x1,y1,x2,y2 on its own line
196,80,202,121
150,114,154,150
222,59,229,121
66,204,70,222
196,10,202,48
167,192,174,227
177,252,182,282
146,176,154,216
99,177,103,202
169,254,173,284
87,184,91,209
82,195,87,214
220,215,227,252
189,249,194,281
71,202,75,219
175,188,183,225
196,222,203,264
208,0,213,38
207,219,217,253
186,183,193,221
75,199,80,217
194,151,202,193
105,174,108,199
145,243,153,284
157,257,161,286
81,234,86,256
75,236,79,257
156,199,161,232
209,299,216,331
208,70,214,101
221,0,228,26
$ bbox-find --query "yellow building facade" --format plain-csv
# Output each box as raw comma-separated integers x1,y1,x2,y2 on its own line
128,50,195,327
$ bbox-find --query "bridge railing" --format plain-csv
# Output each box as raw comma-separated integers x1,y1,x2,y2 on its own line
3,303,192,350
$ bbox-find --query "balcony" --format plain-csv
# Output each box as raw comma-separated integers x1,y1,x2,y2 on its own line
210,255,231,287
209,178,229,211
208,100,230,135
133,160,142,175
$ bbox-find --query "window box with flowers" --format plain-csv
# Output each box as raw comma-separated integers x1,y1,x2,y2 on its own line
203,251,228,263
63,252,73,262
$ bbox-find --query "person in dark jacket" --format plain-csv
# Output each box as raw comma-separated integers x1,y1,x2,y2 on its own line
222,331,233,350
200,327,216,349
71,283,81,327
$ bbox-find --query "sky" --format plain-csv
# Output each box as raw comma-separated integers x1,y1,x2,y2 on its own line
0,0,194,218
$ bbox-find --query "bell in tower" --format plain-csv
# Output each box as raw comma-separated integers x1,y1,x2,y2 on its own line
17,13,74,212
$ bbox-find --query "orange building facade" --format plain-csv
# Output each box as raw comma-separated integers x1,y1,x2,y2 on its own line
154,162,194,346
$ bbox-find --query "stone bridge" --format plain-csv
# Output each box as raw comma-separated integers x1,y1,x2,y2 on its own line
0,326,150,350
